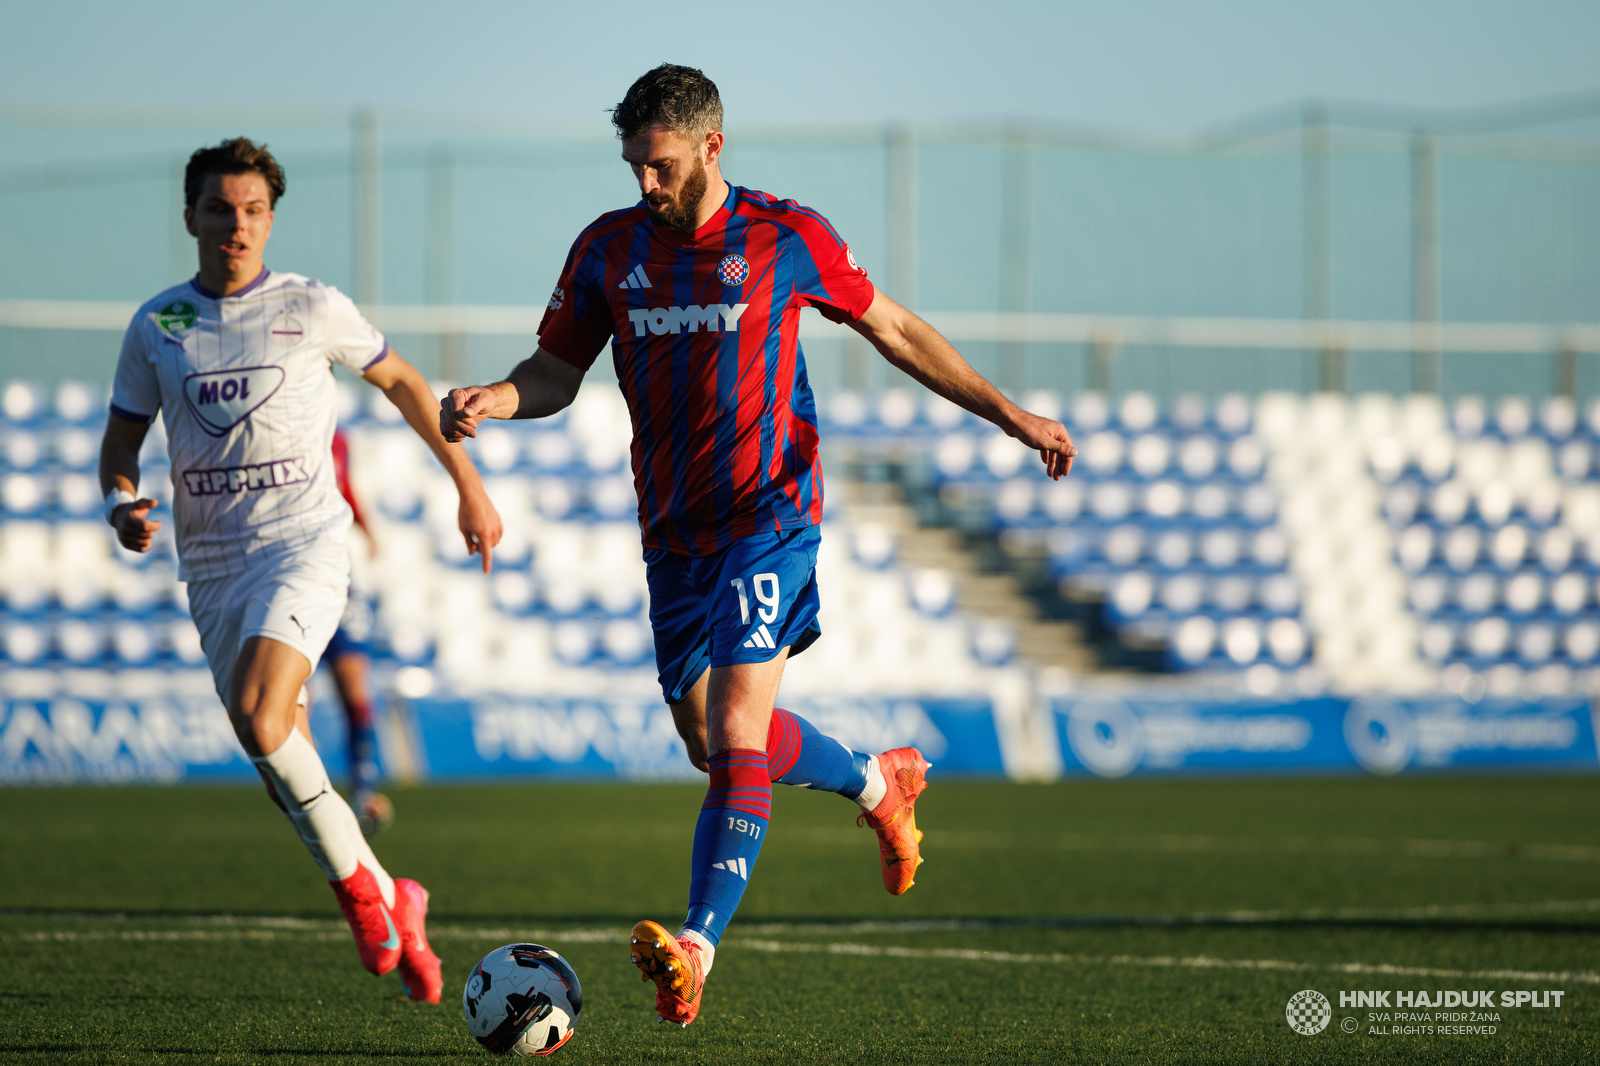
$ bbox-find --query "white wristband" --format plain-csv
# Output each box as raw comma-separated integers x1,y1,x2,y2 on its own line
104,488,136,526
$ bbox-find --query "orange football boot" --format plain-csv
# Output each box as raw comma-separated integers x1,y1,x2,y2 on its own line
629,920,707,1027
859,747,929,895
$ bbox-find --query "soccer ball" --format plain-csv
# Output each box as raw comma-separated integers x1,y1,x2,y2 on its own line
462,943,583,1056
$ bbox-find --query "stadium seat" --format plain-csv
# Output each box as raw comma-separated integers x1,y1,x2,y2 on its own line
15,373,1593,701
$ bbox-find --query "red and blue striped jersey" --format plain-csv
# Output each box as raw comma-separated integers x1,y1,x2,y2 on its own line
537,185,876,556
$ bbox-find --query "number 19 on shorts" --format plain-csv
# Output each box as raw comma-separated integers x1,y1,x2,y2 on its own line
731,573,781,650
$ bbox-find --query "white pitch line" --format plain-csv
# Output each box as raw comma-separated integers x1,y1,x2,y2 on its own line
0,922,625,946
741,897,1600,933
7,896,1600,937
3,908,1597,986
781,828,1600,864
731,939,1600,986
7,923,1591,987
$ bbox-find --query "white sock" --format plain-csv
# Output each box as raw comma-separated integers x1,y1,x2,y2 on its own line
253,729,395,907
855,754,888,811
677,927,716,975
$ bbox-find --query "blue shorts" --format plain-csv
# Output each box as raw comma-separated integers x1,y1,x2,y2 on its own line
645,524,823,705
324,590,374,661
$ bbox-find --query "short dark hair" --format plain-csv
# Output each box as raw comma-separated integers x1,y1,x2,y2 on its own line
611,64,723,142
184,137,286,210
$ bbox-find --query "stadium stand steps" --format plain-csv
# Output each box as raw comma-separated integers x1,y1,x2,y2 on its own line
976,535,1171,673
838,479,1099,673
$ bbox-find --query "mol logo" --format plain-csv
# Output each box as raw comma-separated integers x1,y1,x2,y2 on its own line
182,366,284,437
625,303,749,338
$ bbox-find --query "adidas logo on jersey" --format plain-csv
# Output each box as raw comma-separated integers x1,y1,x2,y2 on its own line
617,265,653,290
711,857,749,880
626,303,749,338
182,456,309,496
742,624,778,650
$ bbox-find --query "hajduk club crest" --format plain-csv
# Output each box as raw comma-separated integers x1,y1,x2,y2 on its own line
717,254,749,286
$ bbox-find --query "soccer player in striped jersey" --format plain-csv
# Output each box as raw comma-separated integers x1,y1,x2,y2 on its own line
100,137,503,1004
440,65,1075,1027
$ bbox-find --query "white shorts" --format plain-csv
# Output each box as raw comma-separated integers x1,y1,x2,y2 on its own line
186,542,351,706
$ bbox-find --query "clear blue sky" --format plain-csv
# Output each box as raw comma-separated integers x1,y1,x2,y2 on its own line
2,0,1597,132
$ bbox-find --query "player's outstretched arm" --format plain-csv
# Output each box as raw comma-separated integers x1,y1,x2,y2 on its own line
849,288,1076,479
363,348,504,573
98,413,163,551
438,348,585,443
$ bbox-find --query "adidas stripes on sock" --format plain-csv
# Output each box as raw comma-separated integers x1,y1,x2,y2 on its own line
765,707,886,809
682,749,770,949
252,729,394,906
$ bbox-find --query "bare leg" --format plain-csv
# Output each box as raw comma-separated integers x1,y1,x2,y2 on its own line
704,649,789,755
329,652,373,714
670,648,791,772
228,636,313,757
669,669,710,772
232,636,388,896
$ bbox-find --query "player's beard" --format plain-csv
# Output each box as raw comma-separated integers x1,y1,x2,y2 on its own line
647,156,708,234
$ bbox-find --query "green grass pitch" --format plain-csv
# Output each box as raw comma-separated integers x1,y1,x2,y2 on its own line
2,774,1597,1064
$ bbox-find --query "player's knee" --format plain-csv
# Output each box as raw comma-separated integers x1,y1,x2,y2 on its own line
229,680,296,756
229,677,269,725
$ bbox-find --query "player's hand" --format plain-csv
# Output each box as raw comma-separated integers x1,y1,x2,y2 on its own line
1008,410,1076,480
440,385,498,442
459,484,503,574
114,498,163,552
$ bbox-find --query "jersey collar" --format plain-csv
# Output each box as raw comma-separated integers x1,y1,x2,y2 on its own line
190,266,271,300
651,184,737,246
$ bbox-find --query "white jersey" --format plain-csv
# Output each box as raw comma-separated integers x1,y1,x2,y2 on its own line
111,269,386,582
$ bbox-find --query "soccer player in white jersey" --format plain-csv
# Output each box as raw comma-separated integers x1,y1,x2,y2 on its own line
97,138,503,1004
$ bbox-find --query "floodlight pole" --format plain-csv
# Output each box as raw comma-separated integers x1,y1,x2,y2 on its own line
353,108,383,308
1412,130,1441,393
1089,331,1117,394
1556,337,1579,399
170,159,191,284
1000,124,1034,396
868,122,918,394
1303,103,1336,392
426,149,463,382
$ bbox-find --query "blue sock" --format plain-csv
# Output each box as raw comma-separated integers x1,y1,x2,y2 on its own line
766,708,871,799
683,749,770,947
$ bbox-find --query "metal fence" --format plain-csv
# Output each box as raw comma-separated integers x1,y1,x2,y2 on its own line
2,102,1598,398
